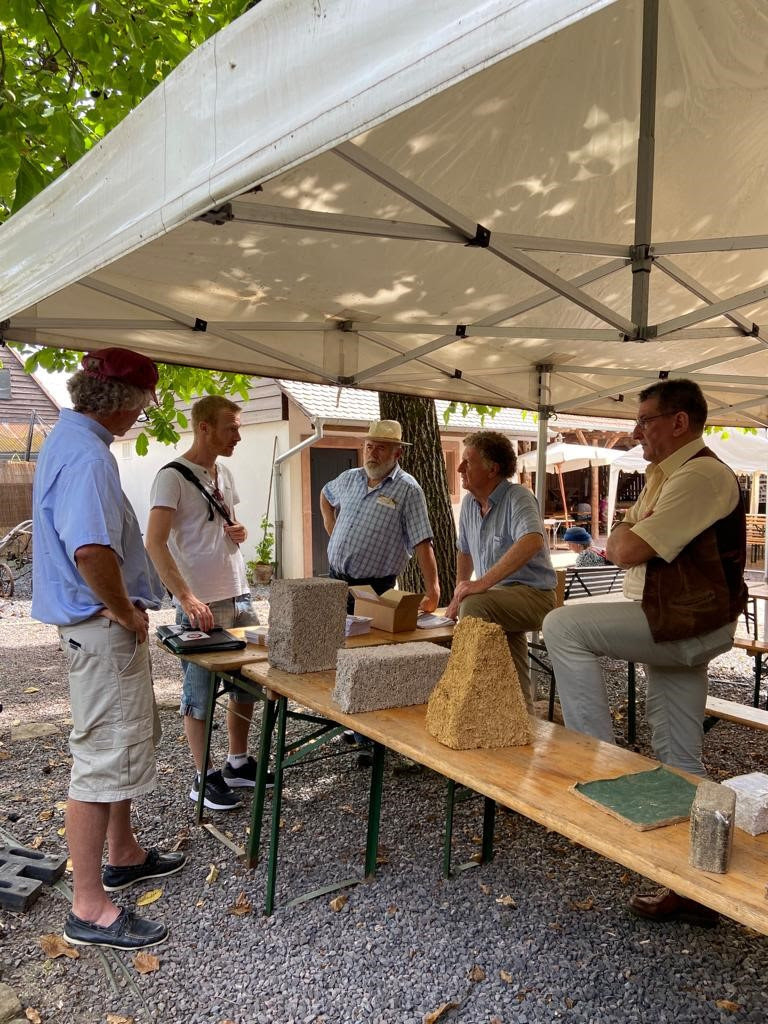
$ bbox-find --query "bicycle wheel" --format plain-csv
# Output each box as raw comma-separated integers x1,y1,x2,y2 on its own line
0,562,14,599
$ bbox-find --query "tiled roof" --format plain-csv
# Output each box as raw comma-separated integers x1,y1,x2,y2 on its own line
278,381,540,435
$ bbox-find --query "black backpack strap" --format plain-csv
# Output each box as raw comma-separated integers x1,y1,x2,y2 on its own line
162,461,235,526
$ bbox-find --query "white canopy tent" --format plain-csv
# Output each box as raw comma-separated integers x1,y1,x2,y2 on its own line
2,0,768,515
607,432,768,529
518,441,625,527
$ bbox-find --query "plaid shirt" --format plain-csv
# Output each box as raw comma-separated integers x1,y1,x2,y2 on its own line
323,464,433,578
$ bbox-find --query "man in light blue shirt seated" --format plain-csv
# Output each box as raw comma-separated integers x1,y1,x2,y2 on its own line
320,419,439,613
446,431,558,711
32,347,184,951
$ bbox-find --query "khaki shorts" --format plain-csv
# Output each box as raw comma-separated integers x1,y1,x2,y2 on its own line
59,617,160,803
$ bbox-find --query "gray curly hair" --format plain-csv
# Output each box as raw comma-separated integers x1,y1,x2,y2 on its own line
67,371,154,414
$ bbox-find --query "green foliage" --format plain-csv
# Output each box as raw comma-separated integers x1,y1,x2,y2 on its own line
442,401,500,426
0,0,250,219
252,515,275,565
14,342,252,453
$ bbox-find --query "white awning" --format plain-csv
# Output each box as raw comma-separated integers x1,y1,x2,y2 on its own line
2,0,768,426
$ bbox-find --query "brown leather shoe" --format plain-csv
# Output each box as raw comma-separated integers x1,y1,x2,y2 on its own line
628,888,720,927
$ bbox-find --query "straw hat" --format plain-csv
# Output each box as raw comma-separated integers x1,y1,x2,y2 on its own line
362,419,412,446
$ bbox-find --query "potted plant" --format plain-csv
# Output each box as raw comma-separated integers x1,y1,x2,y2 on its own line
246,515,275,584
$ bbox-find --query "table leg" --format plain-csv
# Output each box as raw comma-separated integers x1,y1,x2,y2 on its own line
442,779,457,878
246,694,278,868
481,797,495,864
364,741,385,878
265,695,288,916
627,662,637,744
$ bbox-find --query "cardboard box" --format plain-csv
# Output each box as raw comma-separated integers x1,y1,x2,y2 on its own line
350,586,423,632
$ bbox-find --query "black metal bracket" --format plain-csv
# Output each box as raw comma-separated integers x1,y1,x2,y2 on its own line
466,224,491,248
193,318,208,332
195,203,234,225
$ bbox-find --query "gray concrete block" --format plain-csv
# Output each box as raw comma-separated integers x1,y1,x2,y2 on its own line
268,578,347,673
722,771,768,835
332,642,451,713
689,780,736,873
0,983,22,1024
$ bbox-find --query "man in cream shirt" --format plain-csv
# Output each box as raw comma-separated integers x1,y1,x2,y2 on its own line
542,378,747,925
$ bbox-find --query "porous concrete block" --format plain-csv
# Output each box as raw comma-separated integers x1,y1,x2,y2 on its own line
426,617,533,749
268,578,347,673
722,772,768,835
689,780,736,873
332,642,451,713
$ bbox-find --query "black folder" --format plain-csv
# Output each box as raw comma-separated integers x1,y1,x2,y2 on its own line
156,624,246,654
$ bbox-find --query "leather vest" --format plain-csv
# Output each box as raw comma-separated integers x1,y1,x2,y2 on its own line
641,447,747,642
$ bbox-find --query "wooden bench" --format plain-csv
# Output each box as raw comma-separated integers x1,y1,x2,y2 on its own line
731,635,768,708
241,660,768,933
704,695,768,732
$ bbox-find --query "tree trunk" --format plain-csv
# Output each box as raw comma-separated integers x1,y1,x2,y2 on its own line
378,393,456,603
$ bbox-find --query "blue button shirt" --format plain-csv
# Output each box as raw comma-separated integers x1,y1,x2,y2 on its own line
32,409,165,626
458,480,556,590
323,464,433,578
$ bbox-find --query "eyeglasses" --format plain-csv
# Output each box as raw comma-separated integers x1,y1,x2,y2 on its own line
634,412,677,430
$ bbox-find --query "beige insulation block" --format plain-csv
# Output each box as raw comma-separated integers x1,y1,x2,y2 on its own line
267,578,347,673
426,616,533,749
332,642,450,713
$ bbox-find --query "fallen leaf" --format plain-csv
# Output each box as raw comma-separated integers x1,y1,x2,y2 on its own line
340,805,356,814
468,965,486,982
25,1009,42,1024
715,1000,741,1013
228,891,252,917
171,829,189,852
423,1001,458,1023
195,899,205,907
470,834,483,844
565,996,575,1008
135,888,163,907
38,809,53,822
290,821,304,833
329,894,348,912
39,933,79,959
386,904,399,915
499,970,514,984
24,687,40,694
56,826,66,837
479,884,491,895
376,852,390,865
0,751,10,761
54,801,67,811
133,951,160,974
205,864,219,884
569,897,594,912
29,836,44,850
495,894,517,907
65,858,73,873
106,1015,135,1024
618,873,631,886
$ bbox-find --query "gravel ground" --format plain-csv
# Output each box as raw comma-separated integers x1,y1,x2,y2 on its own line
1,583,767,1024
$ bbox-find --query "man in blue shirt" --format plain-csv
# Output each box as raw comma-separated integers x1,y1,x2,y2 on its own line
320,419,439,612
446,431,557,711
33,348,184,950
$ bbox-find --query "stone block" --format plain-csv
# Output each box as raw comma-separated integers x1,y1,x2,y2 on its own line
332,642,450,713
689,780,736,873
722,771,768,835
0,983,22,1024
267,578,347,673
426,617,533,749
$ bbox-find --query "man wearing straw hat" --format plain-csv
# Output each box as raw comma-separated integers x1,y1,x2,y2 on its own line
320,419,440,613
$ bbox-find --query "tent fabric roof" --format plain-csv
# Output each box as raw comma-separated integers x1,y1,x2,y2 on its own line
613,432,768,475
2,0,768,426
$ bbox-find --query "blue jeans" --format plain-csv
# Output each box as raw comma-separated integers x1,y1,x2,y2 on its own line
177,594,259,719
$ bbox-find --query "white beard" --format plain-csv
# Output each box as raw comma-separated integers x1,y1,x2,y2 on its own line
365,456,396,481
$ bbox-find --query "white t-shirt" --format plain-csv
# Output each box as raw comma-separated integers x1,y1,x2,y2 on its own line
150,456,248,605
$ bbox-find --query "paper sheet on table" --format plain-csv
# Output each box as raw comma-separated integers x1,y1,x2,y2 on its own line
416,613,455,629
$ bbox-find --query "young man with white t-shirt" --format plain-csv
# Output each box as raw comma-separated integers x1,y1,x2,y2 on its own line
146,396,265,811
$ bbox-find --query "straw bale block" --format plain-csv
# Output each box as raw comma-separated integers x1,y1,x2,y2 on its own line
722,772,768,835
689,780,736,873
268,578,347,673
332,642,450,713
426,617,533,749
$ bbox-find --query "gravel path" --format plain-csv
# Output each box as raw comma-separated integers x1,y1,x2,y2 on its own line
1,590,767,1024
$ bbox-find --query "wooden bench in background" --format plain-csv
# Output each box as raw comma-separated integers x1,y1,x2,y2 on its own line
704,695,768,732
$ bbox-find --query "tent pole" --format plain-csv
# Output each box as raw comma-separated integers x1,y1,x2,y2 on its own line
534,365,551,513
631,0,659,335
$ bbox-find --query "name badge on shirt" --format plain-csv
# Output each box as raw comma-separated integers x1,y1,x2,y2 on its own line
377,495,397,508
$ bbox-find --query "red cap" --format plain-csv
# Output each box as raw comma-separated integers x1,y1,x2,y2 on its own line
82,348,159,401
